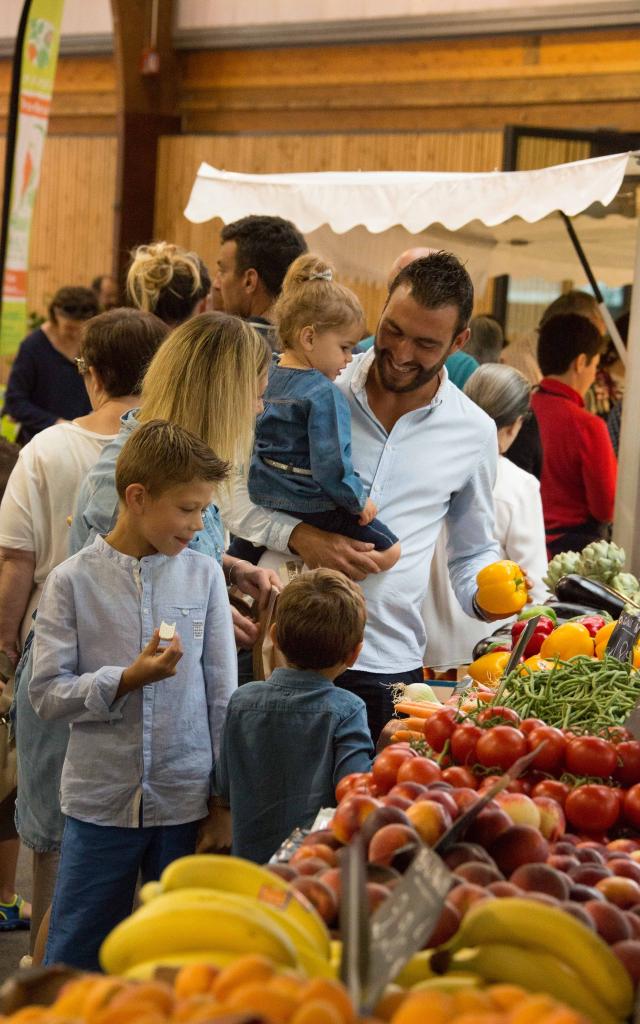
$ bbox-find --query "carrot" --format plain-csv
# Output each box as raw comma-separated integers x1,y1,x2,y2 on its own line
394,715,431,733
391,729,424,743
393,700,442,719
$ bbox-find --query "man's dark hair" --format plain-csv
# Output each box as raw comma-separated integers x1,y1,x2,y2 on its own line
221,216,308,299
538,313,603,376
49,286,99,322
388,251,474,336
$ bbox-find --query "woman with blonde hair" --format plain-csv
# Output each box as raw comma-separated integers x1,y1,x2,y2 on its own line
126,241,212,326
423,362,548,672
70,312,278,645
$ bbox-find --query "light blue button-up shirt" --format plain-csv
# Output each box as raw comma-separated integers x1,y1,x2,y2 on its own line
226,351,500,674
29,536,237,828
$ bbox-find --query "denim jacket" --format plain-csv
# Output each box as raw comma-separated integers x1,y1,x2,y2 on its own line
69,410,224,563
216,667,373,863
248,367,366,515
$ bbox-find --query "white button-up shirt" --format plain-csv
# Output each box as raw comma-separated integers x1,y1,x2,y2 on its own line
225,351,500,673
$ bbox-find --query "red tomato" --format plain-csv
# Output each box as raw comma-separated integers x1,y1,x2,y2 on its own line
565,784,621,832
531,779,571,807
526,726,567,774
477,706,521,727
520,717,546,735
475,726,527,771
371,746,417,794
565,737,617,779
624,784,640,829
335,772,371,803
441,765,478,789
397,756,442,786
615,742,640,787
450,723,482,765
423,708,458,753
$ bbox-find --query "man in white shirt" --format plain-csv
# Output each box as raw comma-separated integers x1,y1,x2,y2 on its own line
225,252,502,740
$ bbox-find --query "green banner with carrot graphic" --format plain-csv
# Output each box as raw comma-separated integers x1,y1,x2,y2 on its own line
0,0,65,363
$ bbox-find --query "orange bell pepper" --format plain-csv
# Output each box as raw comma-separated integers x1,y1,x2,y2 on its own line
467,650,511,684
476,560,528,616
594,621,640,666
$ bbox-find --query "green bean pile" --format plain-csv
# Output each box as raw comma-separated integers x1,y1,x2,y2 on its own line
493,655,640,733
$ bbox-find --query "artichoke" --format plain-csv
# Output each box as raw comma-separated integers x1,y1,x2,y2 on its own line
544,550,582,592
580,540,626,583
610,571,640,598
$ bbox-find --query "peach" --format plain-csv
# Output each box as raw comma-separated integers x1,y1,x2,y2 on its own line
368,824,419,867
267,863,298,882
487,880,522,898
532,797,565,842
382,795,413,811
509,863,570,901
291,844,338,867
454,861,504,886
291,876,338,925
612,940,640,984
466,807,512,848
568,883,605,903
608,859,640,884
420,788,458,820
568,864,611,886
388,781,429,802
319,867,341,901
560,901,596,930
426,902,461,948
609,839,640,854
447,882,494,916
585,899,633,943
331,794,381,844
448,788,480,813
546,854,580,873
405,800,451,846
360,806,412,852
295,857,332,877
595,875,640,909
494,792,541,829
441,843,495,869
365,882,391,915
489,825,549,876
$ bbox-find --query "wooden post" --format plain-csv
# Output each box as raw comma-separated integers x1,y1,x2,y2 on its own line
110,0,180,288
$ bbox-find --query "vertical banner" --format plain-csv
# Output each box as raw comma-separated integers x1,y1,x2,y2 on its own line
0,0,65,359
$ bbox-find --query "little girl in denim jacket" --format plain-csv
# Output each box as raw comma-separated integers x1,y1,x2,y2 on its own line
248,254,400,571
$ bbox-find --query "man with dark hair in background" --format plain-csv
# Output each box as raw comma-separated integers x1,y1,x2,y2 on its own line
531,313,617,557
214,215,307,350
90,275,118,311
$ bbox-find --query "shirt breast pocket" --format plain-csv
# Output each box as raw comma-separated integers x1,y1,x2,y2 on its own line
161,604,206,643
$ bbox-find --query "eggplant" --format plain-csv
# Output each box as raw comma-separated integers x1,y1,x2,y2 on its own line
554,574,625,618
472,626,513,661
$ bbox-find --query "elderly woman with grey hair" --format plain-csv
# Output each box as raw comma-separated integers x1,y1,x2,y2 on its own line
423,363,548,672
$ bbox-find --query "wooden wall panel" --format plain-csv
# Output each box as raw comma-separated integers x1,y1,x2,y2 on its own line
154,131,502,329
0,56,116,134
0,136,117,320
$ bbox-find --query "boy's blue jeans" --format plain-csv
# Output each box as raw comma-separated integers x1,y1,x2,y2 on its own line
44,815,199,970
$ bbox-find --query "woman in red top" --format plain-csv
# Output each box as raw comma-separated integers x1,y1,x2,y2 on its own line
530,313,617,558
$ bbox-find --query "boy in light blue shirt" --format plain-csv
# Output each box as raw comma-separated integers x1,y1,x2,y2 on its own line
29,420,237,970
217,568,373,864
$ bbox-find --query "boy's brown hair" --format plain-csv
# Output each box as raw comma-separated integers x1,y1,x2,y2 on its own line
275,568,366,670
115,420,230,498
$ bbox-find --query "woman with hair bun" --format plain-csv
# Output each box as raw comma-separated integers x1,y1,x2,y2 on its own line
423,362,548,671
248,254,400,572
126,242,212,326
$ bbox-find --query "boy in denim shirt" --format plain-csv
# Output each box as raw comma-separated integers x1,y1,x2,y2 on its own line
248,254,400,572
217,568,373,863
29,420,237,969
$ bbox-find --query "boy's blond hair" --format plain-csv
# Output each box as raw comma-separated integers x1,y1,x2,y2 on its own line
275,568,366,670
139,312,271,469
115,420,230,499
275,254,364,351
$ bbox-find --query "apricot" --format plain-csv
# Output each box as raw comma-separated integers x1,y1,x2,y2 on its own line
374,986,406,1022
298,978,356,1024
290,999,343,1024
390,990,455,1024
212,954,275,1001
226,983,298,1024
174,964,219,999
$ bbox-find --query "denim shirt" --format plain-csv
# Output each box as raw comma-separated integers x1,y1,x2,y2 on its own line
29,536,237,828
216,667,373,863
248,367,365,515
69,410,224,563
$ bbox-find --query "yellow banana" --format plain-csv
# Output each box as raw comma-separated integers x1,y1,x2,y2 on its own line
445,943,617,1024
137,881,163,905
160,855,330,958
412,975,482,993
449,897,633,1018
100,903,298,975
136,888,327,966
122,951,238,980
393,950,437,988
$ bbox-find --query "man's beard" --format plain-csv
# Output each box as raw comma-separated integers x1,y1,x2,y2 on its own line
373,343,451,394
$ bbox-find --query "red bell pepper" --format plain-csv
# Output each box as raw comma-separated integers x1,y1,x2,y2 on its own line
510,615,555,657
576,614,608,638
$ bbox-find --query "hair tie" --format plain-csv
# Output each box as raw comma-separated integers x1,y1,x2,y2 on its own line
308,269,332,282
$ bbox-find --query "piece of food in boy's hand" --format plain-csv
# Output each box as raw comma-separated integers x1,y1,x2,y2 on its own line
159,620,176,642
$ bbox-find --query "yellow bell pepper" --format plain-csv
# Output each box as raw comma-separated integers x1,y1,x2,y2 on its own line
476,560,528,616
539,622,594,659
467,650,511,684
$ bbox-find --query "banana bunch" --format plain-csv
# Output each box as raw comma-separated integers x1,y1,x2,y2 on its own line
100,855,332,981
437,898,633,1024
